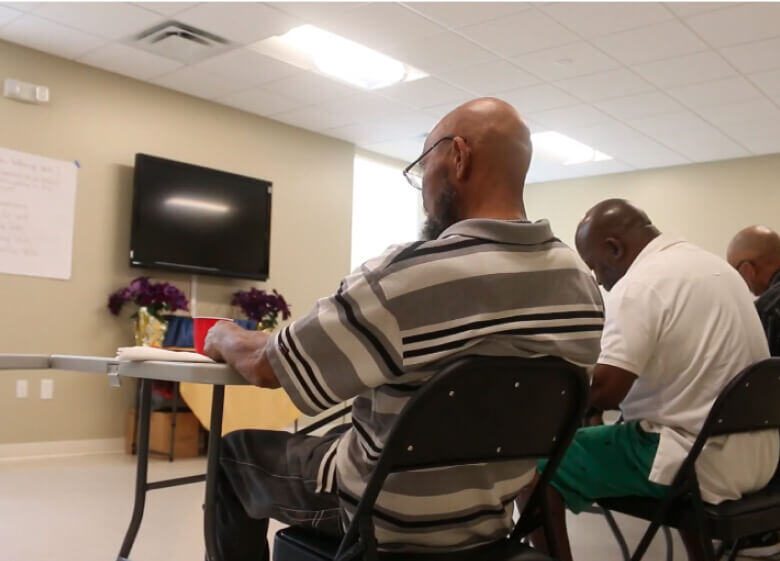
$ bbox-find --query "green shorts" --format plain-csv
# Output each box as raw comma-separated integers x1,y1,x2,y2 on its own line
538,421,670,514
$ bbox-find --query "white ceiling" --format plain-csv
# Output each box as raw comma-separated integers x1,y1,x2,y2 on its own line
1,2,780,183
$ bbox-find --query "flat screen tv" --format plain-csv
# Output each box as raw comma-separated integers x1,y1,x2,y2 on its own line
130,154,272,280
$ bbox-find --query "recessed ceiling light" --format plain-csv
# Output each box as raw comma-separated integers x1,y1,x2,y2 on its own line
251,25,427,90
532,131,612,166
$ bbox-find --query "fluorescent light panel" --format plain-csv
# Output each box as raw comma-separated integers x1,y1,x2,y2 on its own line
532,131,612,166
252,25,427,90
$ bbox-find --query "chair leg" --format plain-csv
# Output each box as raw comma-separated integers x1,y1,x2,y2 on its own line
662,526,674,561
631,521,662,561
600,507,631,561
726,540,741,561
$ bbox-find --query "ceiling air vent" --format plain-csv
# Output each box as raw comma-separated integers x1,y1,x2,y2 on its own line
126,22,233,64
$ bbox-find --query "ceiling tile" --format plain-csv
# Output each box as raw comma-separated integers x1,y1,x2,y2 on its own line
554,68,653,102
592,20,707,65
150,65,255,100
659,126,748,163
631,50,735,89
31,2,162,40
379,77,469,109
423,99,468,121
719,123,780,156
511,42,620,82
567,121,689,169
271,106,356,132
498,84,579,115
664,3,737,17
751,68,780,100
77,42,182,80
594,91,685,121
362,136,425,163
0,3,40,13
218,87,303,117
192,48,299,87
383,32,495,74
668,76,765,109
317,3,444,53
0,4,21,26
721,37,780,75
434,59,539,95
177,3,299,45
260,71,360,105
403,2,530,29
628,110,715,138
327,111,436,145
539,2,674,38
317,92,413,123
527,159,633,184
529,104,613,130
684,3,780,48
271,2,365,25
134,3,197,17
0,14,105,59
694,98,780,141
459,9,578,57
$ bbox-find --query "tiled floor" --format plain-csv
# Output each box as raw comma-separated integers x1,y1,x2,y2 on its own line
0,452,770,561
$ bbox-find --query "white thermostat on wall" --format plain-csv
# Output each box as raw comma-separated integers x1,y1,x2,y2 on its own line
3,78,50,104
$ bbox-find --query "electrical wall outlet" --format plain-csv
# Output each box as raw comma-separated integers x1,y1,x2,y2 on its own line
40,379,54,399
3,78,50,104
16,379,28,398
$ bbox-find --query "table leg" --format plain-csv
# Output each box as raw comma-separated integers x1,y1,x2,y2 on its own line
117,378,152,561
169,382,179,462
203,385,225,561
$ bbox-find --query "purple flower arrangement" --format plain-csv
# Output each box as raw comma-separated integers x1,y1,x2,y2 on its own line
232,288,291,330
108,276,189,318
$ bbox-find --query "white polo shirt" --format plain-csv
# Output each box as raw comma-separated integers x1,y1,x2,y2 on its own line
600,235,779,504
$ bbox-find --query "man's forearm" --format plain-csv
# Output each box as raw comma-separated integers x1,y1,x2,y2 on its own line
589,363,637,411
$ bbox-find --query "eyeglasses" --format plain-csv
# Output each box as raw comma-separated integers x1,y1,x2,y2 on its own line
402,136,456,191
734,259,753,271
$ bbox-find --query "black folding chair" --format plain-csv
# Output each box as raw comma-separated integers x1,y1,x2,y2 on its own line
273,355,589,561
597,358,780,561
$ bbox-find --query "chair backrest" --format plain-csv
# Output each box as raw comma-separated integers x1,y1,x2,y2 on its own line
336,355,589,560
677,358,780,483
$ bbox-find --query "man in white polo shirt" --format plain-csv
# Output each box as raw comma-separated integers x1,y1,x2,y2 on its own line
536,199,779,561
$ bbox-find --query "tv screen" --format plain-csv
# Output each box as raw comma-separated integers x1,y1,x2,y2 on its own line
130,154,272,280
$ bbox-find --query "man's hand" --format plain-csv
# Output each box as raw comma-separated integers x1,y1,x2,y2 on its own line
203,321,280,388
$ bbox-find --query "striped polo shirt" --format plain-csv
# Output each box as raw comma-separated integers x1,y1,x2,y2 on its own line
266,218,604,552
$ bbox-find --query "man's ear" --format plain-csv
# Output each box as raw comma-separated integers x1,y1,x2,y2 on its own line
605,237,624,259
452,136,471,181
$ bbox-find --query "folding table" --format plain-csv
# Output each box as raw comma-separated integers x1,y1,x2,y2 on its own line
0,353,248,561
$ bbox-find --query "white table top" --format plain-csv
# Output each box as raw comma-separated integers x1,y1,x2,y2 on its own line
0,353,249,386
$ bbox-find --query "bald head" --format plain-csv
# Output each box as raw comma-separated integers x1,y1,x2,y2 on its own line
575,199,660,291
431,97,532,186
727,225,780,296
419,98,532,239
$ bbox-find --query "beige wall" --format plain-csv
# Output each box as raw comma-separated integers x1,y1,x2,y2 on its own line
526,154,780,257
0,40,355,444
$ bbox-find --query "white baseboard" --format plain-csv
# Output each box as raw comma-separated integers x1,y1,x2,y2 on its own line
0,437,124,462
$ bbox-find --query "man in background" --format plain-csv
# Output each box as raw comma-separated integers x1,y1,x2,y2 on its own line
531,199,779,561
728,226,780,356
726,225,780,557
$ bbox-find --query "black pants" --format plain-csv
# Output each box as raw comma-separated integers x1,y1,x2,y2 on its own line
216,428,346,561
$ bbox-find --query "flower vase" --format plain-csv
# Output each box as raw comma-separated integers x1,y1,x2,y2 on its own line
133,306,168,347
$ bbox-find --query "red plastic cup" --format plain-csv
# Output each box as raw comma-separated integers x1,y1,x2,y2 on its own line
193,316,233,355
